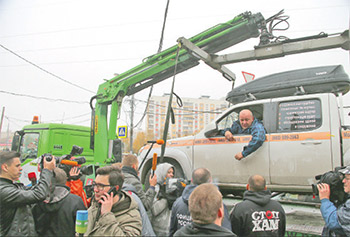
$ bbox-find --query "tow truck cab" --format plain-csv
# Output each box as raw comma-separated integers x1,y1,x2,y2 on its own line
138,65,350,194
12,123,94,184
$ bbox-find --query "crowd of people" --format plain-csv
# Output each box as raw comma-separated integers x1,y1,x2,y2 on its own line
0,108,349,236
1,150,350,236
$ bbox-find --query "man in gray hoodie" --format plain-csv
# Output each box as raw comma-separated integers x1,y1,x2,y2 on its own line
150,162,175,236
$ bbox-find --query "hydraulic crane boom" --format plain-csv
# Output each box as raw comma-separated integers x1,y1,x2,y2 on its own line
90,11,266,164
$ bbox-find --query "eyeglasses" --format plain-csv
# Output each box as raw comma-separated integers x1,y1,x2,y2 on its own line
92,181,112,191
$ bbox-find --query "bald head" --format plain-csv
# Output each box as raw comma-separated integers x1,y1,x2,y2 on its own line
239,109,254,129
248,175,266,192
192,168,211,185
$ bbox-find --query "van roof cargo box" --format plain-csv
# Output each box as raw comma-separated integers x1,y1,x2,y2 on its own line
226,65,350,105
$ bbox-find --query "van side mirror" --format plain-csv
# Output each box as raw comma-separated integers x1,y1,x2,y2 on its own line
204,123,220,138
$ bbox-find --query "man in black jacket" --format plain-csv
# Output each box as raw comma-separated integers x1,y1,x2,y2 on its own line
32,167,86,236
169,168,231,236
174,183,235,236
121,153,157,210
230,175,286,236
0,151,55,236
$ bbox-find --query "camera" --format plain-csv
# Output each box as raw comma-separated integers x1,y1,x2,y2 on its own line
39,145,93,178
312,167,347,207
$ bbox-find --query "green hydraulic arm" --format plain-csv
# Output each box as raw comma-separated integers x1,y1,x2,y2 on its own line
90,11,266,164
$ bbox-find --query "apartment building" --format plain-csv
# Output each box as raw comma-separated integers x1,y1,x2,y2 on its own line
146,94,228,139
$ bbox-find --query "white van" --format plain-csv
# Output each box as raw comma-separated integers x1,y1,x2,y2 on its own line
138,65,350,194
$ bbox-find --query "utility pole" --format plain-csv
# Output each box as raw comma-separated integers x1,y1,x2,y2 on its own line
0,107,5,140
130,95,134,154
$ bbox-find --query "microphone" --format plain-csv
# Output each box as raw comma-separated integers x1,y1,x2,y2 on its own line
60,159,79,166
75,210,88,235
28,172,37,186
147,139,164,145
151,153,157,177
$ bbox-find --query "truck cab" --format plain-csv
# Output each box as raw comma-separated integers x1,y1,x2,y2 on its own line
12,123,94,184
138,65,350,194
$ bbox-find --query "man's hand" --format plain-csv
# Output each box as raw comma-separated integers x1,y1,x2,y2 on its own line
43,156,56,171
69,166,81,180
224,131,235,142
149,173,157,187
235,152,244,161
317,183,331,200
100,192,119,216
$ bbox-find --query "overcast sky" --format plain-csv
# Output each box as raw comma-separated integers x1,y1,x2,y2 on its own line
0,0,349,134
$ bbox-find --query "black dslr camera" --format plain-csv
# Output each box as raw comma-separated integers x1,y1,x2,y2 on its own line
39,145,93,178
311,167,347,207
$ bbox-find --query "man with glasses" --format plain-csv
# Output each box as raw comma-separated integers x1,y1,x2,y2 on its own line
84,166,141,236
317,166,350,236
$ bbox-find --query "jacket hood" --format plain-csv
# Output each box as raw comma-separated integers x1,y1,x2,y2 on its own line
111,190,138,215
36,185,70,212
182,184,197,205
155,163,174,184
243,189,272,206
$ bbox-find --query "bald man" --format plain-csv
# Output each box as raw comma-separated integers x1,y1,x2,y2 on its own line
222,109,266,160
230,175,286,236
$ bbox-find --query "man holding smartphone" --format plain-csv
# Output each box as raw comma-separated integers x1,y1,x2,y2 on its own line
84,166,141,236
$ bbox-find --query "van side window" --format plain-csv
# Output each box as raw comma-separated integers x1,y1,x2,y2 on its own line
217,105,264,131
218,111,239,131
278,99,322,132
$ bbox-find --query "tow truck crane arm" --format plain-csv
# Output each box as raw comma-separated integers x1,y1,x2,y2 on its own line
90,11,266,164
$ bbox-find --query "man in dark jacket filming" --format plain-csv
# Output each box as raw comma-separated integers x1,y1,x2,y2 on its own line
230,174,286,236
0,151,55,236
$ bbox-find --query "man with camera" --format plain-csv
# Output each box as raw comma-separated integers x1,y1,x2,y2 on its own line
317,166,350,236
0,151,55,236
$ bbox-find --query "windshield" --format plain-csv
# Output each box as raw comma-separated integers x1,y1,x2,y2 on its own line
20,133,39,162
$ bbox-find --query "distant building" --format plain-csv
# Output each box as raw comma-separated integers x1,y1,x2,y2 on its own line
146,95,228,139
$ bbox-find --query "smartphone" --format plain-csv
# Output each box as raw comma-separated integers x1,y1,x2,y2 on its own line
106,186,117,197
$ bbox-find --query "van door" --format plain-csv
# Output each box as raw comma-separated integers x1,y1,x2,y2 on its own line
269,95,332,186
193,103,269,184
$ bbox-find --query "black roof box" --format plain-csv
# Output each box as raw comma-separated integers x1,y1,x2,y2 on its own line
226,65,350,105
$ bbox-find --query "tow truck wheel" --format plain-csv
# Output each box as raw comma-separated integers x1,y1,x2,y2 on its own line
143,158,185,191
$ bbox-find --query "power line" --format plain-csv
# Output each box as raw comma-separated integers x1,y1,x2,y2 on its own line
45,112,91,122
0,43,95,94
0,39,157,54
134,98,228,113
0,57,140,67
0,90,89,104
